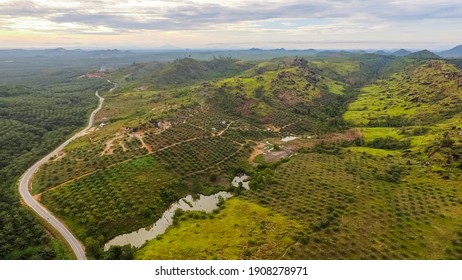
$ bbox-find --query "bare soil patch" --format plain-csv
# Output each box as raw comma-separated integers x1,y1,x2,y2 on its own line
277,91,305,105
237,99,258,116
101,133,124,156
323,128,362,143
50,151,66,162
131,132,153,153
264,124,281,132
248,142,265,162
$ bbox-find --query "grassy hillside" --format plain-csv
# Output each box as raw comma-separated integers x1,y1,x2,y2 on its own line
344,59,462,177
112,57,255,91
345,60,462,126
135,198,302,260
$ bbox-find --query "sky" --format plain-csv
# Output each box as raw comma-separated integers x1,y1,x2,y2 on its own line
0,0,461,50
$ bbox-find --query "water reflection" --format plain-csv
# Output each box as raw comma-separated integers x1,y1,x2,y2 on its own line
104,191,233,250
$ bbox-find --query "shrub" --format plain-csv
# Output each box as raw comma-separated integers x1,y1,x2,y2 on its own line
367,137,410,150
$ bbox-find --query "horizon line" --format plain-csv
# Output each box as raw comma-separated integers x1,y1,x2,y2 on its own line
0,46,459,52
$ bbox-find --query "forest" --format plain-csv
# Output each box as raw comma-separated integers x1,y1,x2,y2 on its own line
0,59,109,259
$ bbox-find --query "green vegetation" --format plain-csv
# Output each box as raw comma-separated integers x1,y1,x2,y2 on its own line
41,155,184,257
5,51,462,260
114,57,254,90
0,76,107,259
345,60,462,126
366,136,410,150
32,131,148,193
135,198,302,260
242,150,462,259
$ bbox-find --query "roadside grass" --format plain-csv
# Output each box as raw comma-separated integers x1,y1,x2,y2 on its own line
50,239,71,260
135,198,302,260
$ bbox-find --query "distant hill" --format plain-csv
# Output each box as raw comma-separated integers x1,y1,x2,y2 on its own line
238,48,318,57
392,49,412,56
439,45,462,58
374,50,389,55
315,50,352,57
405,49,440,59
116,57,255,88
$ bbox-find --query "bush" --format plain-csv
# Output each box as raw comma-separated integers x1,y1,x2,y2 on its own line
376,165,403,183
209,174,217,182
367,137,410,150
368,115,413,127
441,137,455,148
409,127,430,136
103,245,135,260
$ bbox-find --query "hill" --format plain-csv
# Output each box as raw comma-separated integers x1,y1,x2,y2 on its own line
405,50,440,59
439,45,462,58
344,58,462,180
111,57,254,90
392,49,412,56
345,59,462,126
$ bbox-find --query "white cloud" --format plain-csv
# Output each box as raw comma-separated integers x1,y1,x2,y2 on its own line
0,0,461,49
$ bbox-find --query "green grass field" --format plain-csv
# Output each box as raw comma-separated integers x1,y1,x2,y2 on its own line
135,198,302,260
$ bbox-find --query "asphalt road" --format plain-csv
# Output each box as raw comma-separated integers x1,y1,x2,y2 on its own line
18,91,104,260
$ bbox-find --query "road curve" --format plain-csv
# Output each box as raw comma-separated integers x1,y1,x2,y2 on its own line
18,90,105,260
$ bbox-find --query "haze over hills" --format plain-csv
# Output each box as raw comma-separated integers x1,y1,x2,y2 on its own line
392,49,412,57
439,45,462,58
2,45,461,63
0,46,459,85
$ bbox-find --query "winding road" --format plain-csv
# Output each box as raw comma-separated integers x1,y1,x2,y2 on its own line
18,90,105,260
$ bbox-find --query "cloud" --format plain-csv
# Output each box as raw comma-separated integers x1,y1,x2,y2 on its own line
47,2,339,31
0,0,461,48
0,1,53,17
2,0,462,32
